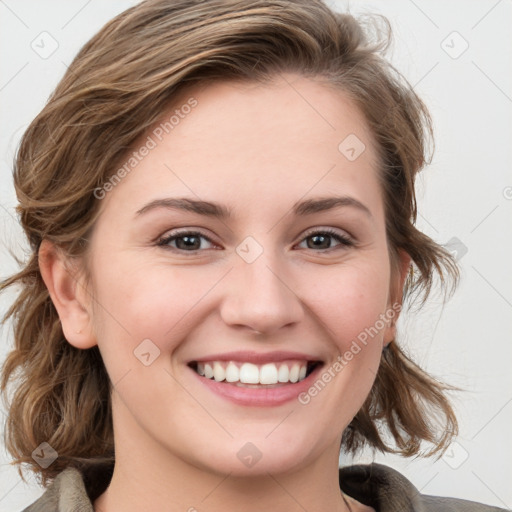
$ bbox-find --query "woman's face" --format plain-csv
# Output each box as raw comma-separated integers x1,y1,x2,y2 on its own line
77,74,407,476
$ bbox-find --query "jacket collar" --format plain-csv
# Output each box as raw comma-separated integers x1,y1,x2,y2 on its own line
26,462,423,512
339,463,424,511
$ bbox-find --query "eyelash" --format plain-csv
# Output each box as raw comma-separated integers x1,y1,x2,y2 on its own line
156,228,354,254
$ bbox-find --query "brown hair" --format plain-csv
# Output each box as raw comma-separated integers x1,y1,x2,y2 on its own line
1,0,460,486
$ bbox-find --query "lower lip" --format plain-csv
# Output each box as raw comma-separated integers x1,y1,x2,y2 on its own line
189,364,323,407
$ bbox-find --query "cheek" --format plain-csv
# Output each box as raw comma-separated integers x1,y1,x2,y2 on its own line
88,260,219,412
295,265,389,426
90,258,226,351
305,260,391,347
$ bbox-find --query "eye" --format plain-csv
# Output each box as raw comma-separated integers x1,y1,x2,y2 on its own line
157,227,354,253
296,228,354,251
157,230,217,252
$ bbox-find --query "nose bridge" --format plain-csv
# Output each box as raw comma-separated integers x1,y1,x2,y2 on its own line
219,239,303,334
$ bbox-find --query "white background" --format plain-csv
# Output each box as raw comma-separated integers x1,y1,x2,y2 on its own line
1,0,511,510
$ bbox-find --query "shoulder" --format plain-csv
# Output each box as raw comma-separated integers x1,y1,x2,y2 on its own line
20,462,509,512
339,463,509,512
20,463,112,512
21,467,92,512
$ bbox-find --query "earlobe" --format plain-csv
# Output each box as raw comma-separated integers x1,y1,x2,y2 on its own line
383,249,412,347
38,239,97,349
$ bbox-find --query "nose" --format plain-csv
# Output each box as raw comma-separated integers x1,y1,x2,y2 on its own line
219,249,304,336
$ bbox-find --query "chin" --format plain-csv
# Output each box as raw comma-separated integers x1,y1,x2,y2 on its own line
187,429,320,477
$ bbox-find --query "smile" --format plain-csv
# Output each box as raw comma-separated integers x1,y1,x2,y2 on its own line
190,360,321,386
187,350,325,406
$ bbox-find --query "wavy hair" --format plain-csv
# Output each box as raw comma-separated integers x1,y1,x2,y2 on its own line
1,0,459,486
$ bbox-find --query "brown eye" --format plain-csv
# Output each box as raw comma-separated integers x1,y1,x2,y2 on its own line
157,231,216,252
297,229,354,251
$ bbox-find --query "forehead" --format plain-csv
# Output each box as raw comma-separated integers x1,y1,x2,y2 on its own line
98,73,383,222
167,73,376,157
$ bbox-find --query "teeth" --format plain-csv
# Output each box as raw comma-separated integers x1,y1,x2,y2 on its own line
289,363,300,383
204,363,214,379
260,363,278,385
277,364,289,383
213,362,225,382
239,363,259,384
193,360,313,385
225,361,238,382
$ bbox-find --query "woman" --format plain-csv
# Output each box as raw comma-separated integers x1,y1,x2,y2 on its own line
0,0,508,511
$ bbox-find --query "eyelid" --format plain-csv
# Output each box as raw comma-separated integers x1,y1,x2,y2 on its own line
157,226,355,254
157,229,219,250
300,226,353,241
295,227,355,249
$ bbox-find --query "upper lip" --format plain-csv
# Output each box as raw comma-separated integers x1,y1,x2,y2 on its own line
189,350,322,364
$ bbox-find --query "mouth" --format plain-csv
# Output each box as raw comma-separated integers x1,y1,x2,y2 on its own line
187,359,323,388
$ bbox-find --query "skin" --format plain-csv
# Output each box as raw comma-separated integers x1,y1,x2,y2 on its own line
40,73,410,512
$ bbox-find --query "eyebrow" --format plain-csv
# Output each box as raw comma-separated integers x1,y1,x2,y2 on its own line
134,195,372,219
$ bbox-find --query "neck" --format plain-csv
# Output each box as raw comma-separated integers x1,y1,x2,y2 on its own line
93,399,353,512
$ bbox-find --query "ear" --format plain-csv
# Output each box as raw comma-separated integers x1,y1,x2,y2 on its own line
38,239,97,349
383,249,411,347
